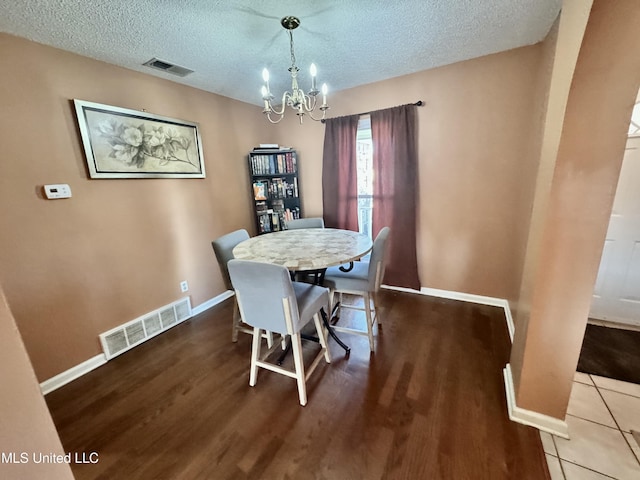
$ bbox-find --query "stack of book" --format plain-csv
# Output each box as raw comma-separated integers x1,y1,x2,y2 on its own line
250,151,297,175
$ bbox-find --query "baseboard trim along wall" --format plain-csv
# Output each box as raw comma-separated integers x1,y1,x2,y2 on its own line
383,285,515,342
419,287,515,342
40,354,107,395
40,290,235,395
503,364,570,438
191,290,234,316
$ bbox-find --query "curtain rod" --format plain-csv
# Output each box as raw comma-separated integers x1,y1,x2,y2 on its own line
321,100,423,123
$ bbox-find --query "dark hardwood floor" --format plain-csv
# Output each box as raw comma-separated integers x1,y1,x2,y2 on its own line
45,290,550,480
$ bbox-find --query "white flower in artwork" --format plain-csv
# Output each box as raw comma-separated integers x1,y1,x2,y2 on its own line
95,119,194,168
112,143,138,163
98,119,118,136
145,127,167,147
122,127,143,147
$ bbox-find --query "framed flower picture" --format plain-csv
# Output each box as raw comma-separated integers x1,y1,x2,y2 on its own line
73,99,205,179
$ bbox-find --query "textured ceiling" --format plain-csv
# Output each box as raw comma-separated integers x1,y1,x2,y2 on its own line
0,0,562,106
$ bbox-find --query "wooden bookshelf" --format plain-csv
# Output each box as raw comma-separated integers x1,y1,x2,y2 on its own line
248,148,301,234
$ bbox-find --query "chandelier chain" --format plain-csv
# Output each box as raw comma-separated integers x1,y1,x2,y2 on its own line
289,30,297,69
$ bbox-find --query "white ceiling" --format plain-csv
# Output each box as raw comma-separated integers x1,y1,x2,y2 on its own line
0,0,562,106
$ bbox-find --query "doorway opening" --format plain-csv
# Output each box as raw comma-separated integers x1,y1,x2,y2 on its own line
589,88,640,329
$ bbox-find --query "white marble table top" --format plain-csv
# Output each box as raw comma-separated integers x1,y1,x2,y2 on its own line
233,228,373,271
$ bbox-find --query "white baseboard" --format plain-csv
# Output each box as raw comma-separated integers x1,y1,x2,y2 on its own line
191,290,234,316
40,354,107,395
503,364,569,438
417,286,515,342
381,285,515,342
41,291,233,395
381,284,422,295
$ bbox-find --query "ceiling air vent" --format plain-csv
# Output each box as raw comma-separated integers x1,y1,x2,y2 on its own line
143,58,194,77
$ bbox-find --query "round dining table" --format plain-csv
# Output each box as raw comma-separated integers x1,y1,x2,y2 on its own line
232,228,373,354
232,228,373,272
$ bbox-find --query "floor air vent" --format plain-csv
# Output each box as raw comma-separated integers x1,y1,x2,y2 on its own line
99,297,192,360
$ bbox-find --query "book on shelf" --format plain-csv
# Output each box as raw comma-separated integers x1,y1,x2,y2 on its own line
283,207,301,223
250,151,297,176
271,212,281,231
255,201,268,215
252,181,267,200
267,178,297,199
253,144,294,151
258,214,270,233
271,199,285,214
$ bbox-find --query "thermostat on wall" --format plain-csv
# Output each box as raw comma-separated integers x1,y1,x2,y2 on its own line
44,184,72,199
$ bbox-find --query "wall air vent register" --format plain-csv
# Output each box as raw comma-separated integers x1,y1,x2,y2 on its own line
99,297,192,359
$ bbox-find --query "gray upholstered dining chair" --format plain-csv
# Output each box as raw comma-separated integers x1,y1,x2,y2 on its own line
286,217,325,229
285,217,325,282
288,218,355,279
323,227,391,352
227,259,331,406
211,229,274,346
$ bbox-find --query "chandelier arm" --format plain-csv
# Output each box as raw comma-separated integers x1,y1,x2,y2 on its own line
265,112,285,124
305,105,329,122
300,93,318,113
267,92,292,116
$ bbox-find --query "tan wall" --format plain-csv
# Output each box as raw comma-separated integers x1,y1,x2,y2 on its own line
511,0,640,418
0,286,74,480
273,45,545,305
1,32,551,385
0,34,270,381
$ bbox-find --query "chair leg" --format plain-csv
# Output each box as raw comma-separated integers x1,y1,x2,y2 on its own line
372,291,381,327
313,313,332,363
249,327,262,387
266,331,274,348
290,333,307,406
364,293,375,352
232,297,240,342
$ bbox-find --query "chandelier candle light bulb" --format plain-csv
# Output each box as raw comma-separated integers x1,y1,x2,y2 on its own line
310,63,317,92
262,68,270,94
261,68,273,112
260,16,329,124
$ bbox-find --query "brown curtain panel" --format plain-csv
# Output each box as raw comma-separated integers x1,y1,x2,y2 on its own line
321,115,360,231
371,104,420,290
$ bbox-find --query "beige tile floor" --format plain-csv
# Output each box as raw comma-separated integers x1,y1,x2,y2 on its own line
542,372,640,480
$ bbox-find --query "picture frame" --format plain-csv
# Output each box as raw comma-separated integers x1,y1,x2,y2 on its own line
73,99,206,179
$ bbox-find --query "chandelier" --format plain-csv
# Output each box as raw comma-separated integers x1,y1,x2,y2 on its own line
260,16,329,124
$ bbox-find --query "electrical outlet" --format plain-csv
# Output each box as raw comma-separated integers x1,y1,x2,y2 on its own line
180,281,189,292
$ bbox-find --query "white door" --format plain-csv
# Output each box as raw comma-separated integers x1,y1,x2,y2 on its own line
590,136,640,327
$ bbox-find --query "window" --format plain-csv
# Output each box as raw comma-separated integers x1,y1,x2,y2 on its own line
356,115,373,239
